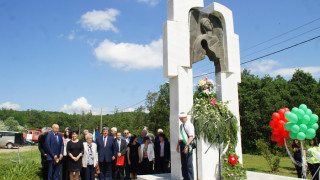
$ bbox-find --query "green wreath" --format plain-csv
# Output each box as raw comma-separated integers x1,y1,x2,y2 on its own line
190,78,246,179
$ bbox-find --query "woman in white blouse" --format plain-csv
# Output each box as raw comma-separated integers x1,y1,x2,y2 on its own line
139,136,155,175
82,133,98,180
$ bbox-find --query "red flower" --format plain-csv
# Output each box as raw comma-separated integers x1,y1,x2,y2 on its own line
228,155,238,166
210,97,216,107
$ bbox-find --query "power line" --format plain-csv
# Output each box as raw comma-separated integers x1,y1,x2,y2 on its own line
117,35,320,111
241,35,320,65
193,71,215,78
241,17,320,52
120,98,146,112
241,26,320,59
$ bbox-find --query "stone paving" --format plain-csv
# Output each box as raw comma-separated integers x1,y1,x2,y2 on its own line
137,171,304,180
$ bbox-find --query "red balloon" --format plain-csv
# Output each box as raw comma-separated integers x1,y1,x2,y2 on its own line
271,134,278,142
277,120,285,128
283,131,290,138
277,140,284,146
269,120,275,128
278,109,286,119
272,129,280,136
272,113,281,121
284,107,290,112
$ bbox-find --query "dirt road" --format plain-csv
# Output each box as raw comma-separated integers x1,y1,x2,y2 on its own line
0,146,37,153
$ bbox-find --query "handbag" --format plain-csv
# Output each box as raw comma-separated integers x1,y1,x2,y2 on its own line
183,124,197,149
116,155,125,166
95,166,100,175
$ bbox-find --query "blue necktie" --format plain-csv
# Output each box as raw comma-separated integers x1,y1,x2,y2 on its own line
55,134,59,143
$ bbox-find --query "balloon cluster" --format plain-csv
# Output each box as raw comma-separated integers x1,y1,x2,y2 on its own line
270,108,290,146
284,104,319,140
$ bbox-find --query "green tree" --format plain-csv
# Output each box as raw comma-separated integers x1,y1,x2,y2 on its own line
4,117,20,132
145,83,170,136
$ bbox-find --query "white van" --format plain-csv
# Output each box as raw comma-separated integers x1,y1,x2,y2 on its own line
0,131,24,149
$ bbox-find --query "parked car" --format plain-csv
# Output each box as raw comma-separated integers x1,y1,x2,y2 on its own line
24,138,35,146
0,131,24,149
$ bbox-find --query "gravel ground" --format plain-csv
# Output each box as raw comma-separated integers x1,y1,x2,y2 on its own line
0,145,37,153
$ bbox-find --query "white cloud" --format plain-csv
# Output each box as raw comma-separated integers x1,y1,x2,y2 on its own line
246,59,320,78
273,66,320,78
94,38,163,70
123,107,135,112
68,30,76,40
137,0,161,6
0,102,21,110
247,59,279,74
79,9,120,32
61,97,92,114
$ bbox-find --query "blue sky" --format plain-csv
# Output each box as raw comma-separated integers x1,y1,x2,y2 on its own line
0,0,319,114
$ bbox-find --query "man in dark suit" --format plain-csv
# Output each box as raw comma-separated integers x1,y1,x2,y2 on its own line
38,127,52,180
114,132,127,180
96,127,116,180
45,124,64,180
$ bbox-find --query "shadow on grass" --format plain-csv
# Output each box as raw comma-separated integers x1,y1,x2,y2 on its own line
281,166,295,171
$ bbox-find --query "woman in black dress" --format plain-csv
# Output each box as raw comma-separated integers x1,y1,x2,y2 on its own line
67,131,84,180
127,135,141,180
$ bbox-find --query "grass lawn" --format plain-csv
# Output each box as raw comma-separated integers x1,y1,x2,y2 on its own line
0,148,307,179
0,146,41,180
243,154,301,178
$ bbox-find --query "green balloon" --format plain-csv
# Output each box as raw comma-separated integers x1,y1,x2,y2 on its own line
290,132,298,139
311,114,319,123
291,125,300,133
289,113,298,123
306,109,313,116
299,104,308,112
299,124,308,133
297,132,306,140
312,123,319,131
302,115,310,124
285,112,291,120
306,128,316,139
297,109,305,119
284,122,294,131
292,107,299,114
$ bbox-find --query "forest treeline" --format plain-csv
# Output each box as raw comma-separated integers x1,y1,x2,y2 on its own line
1,69,319,154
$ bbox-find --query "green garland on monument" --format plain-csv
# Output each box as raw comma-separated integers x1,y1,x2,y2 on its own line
190,78,246,179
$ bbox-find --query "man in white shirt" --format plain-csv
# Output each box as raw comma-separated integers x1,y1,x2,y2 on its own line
176,112,195,180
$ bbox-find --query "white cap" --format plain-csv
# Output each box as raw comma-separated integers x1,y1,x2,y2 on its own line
178,112,188,118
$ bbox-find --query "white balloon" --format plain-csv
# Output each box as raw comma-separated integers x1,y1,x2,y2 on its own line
314,151,320,160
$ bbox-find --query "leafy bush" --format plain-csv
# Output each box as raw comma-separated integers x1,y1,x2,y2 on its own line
0,148,41,179
0,160,41,180
256,139,280,172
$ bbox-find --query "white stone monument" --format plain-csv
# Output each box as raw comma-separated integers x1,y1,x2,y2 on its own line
163,1,242,179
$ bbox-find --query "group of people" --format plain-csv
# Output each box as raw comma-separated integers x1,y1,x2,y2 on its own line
292,138,320,179
38,124,171,180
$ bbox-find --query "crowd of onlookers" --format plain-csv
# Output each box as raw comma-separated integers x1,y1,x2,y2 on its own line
38,124,170,180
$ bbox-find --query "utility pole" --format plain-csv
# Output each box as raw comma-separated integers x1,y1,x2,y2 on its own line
100,108,102,133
